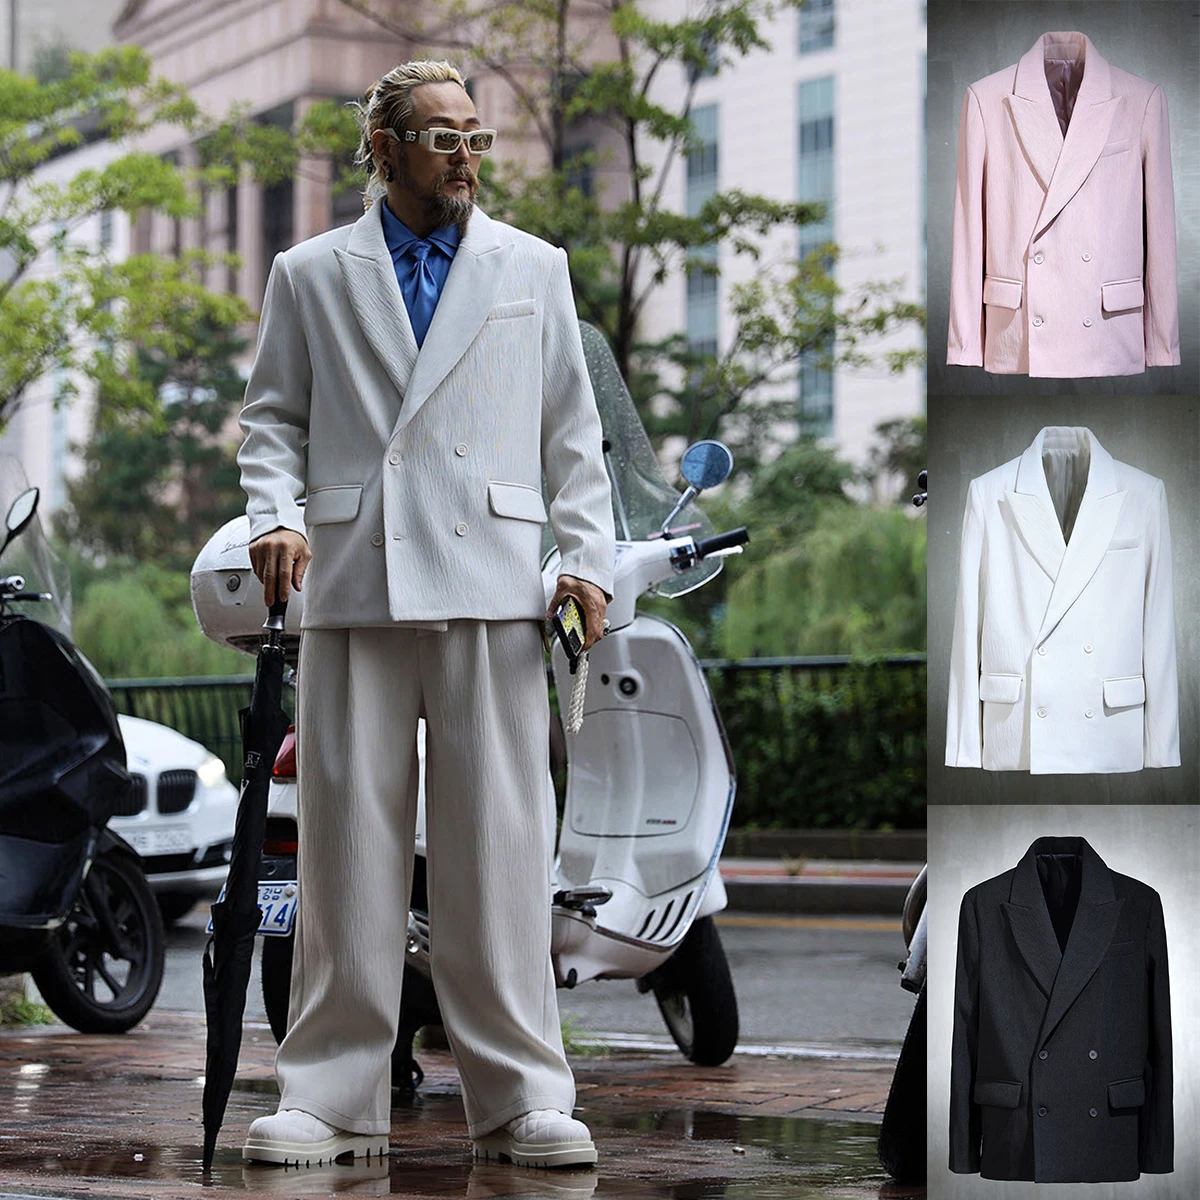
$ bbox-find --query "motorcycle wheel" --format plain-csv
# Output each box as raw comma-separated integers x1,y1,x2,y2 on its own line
877,980,926,1183
650,916,739,1066
260,927,438,1094
31,848,165,1034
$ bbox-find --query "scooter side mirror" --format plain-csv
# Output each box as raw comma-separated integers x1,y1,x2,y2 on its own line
679,440,734,491
1,487,39,557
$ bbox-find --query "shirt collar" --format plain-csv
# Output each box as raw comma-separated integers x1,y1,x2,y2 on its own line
381,198,461,259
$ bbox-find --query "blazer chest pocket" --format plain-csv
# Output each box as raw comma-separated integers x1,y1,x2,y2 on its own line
1100,138,1131,158
974,1079,1022,1108
486,298,538,321
488,480,548,523
1107,536,1140,551
1104,940,1134,959
1103,676,1145,709
1101,279,1143,312
979,673,1023,704
304,484,362,526
1108,1077,1145,1109
983,277,1022,310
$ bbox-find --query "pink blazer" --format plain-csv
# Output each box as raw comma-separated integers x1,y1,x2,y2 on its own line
947,32,1180,378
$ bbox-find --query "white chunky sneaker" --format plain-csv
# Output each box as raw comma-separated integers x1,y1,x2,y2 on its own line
472,1109,597,1169
242,1109,390,1166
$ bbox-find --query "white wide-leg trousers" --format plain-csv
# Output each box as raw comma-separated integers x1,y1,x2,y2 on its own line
275,619,575,1138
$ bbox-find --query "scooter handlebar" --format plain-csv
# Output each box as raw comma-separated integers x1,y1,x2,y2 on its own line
694,527,750,559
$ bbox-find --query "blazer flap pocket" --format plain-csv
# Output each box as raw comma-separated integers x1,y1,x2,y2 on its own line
1105,940,1135,958
1108,1077,1145,1109
487,298,538,320
1100,138,1131,157
1103,676,1145,708
304,485,362,526
1108,536,1141,551
1101,279,1144,312
979,673,1023,704
983,277,1022,310
488,480,548,523
973,1079,1022,1108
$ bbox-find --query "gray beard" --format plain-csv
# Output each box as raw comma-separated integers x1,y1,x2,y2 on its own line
397,152,475,240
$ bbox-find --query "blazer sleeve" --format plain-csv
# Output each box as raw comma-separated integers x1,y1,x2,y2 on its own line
949,887,982,1173
236,252,312,543
946,86,986,367
1141,890,1173,1173
539,246,616,599
946,479,984,767
1140,86,1181,368
1143,480,1180,768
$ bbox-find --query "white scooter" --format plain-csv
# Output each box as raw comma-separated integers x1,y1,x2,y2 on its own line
191,322,749,1084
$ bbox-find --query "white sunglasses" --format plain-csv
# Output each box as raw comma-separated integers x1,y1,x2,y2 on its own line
384,126,497,154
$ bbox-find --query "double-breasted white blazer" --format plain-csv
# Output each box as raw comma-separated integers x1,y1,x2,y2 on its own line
237,202,615,628
946,428,1179,774
947,32,1180,377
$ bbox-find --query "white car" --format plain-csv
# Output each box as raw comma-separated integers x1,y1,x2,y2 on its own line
110,714,239,924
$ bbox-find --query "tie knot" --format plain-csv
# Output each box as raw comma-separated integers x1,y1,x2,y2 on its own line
408,240,432,263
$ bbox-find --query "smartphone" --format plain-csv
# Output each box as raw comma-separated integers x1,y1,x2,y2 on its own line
550,596,586,674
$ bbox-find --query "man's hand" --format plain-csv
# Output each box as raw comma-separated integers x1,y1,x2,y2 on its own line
547,575,608,652
249,528,312,607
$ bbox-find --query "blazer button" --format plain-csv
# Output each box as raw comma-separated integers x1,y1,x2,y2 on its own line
1089,1050,1098,1059
1083,317,1093,327
1032,317,1044,327
1085,709,1094,719
371,533,384,547
1033,252,1044,264
454,443,468,457
1037,645,1047,656
1082,252,1092,261
1037,707,1048,718
1037,1106,1048,1117
1038,1049,1048,1059
388,452,400,466
1089,1108,1098,1117
1084,643,1093,653
455,522,469,537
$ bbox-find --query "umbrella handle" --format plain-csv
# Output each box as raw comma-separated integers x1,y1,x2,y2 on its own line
263,599,287,636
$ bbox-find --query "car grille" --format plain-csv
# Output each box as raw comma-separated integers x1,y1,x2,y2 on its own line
156,769,198,815
112,773,148,817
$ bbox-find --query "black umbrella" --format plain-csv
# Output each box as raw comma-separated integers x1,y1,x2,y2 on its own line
201,599,290,1171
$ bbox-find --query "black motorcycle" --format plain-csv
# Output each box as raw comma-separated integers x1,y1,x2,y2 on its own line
0,472,164,1033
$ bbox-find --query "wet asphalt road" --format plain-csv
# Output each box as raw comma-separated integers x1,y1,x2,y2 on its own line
155,907,914,1057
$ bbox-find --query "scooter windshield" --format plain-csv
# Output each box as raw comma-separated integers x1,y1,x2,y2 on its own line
0,455,73,637
545,322,721,598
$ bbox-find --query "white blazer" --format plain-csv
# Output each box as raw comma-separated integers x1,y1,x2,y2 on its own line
236,202,615,628
946,427,1179,774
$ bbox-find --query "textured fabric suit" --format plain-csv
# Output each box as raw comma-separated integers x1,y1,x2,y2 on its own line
946,426,1179,773
236,199,616,1139
950,837,1173,1182
947,31,1180,377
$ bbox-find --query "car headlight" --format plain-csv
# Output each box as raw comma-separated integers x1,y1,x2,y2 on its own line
197,753,228,789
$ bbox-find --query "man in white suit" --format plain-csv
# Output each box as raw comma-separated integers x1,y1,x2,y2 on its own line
946,426,1179,774
236,60,615,1169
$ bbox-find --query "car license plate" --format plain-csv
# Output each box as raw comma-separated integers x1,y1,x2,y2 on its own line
124,826,194,856
206,882,298,937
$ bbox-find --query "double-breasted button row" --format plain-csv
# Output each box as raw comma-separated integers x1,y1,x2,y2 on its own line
1038,1104,1100,1117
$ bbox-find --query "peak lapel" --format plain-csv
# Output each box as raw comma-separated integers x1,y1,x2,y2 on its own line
1006,428,1065,582
1033,35,1120,240
392,208,511,437
1003,840,1064,999
1034,430,1125,644
334,203,419,402
1006,35,1065,193
1037,839,1122,1047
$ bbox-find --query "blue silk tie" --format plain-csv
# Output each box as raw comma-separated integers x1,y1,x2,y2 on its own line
400,240,438,348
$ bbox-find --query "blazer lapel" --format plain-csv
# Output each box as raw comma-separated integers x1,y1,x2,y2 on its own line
1005,36,1065,193
1037,838,1123,1047
1031,34,1121,240
1005,429,1066,582
393,207,511,436
1034,429,1126,644
1002,842,1064,999
334,203,419,402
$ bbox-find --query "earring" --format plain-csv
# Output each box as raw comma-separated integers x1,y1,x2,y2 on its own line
384,162,394,183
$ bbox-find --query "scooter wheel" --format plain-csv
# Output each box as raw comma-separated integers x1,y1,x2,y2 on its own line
31,848,165,1034
649,915,739,1066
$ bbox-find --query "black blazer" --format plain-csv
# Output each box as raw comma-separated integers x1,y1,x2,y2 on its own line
950,836,1172,1182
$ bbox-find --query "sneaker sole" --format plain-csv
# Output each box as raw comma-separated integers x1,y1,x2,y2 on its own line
472,1135,598,1169
242,1134,390,1167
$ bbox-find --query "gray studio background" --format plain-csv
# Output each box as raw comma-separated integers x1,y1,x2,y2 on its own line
927,396,1200,803
927,0,1200,395
927,806,1200,1200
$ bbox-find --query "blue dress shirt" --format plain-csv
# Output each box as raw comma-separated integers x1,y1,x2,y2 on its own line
380,199,460,348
